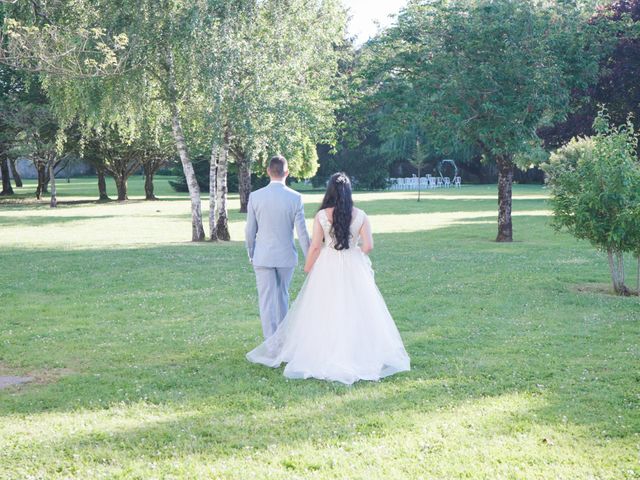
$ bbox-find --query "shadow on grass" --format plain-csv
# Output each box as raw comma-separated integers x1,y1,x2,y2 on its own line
0,214,125,227
0,198,114,210
0,333,634,466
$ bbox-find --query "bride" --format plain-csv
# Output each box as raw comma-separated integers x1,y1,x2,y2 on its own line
247,172,410,385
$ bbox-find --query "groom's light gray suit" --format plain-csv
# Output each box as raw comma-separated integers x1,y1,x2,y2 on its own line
245,181,310,338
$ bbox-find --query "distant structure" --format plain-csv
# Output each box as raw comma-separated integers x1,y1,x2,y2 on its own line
437,159,458,179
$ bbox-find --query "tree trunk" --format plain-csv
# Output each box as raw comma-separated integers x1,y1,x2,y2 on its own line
209,142,219,242
165,47,205,242
35,162,46,200
49,160,57,208
9,159,22,187
496,154,514,242
42,162,52,194
607,249,631,296
114,176,128,201
0,157,14,196
97,168,110,201
144,167,157,200
238,156,252,214
608,249,619,292
216,143,231,241
618,252,625,287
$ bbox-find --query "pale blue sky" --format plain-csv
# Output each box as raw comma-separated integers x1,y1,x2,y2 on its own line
342,0,407,45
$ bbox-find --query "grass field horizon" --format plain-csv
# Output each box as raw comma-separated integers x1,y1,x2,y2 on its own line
1,176,638,479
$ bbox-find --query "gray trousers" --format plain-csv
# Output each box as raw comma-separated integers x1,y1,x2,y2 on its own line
253,266,295,339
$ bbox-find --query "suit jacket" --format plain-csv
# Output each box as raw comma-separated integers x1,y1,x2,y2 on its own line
245,182,311,268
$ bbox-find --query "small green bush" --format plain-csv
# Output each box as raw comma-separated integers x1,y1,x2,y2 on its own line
544,110,640,295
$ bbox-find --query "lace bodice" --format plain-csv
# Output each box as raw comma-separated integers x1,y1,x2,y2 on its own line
318,208,365,250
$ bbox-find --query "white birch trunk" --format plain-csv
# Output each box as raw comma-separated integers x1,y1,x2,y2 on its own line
165,48,205,241
216,140,230,241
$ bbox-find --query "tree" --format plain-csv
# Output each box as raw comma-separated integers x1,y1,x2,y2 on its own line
141,143,172,201
544,111,640,295
363,0,607,241
2,76,66,206
289,138,320,181
591,0,640,128
409,138,428,202
81,138,111,201
311,40,392,190
539,0,640,151
0,64,20,196
92,127,140,201
0,156,12,195
200,0,346,214
8,158,21,187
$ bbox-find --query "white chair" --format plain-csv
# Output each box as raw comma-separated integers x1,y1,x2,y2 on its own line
436,177,443,188
444,177,451,188
453,176,462,188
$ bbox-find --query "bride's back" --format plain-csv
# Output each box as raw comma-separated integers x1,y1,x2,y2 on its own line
318,207,366,250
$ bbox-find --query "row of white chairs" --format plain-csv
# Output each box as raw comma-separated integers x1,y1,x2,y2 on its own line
388,175,462,190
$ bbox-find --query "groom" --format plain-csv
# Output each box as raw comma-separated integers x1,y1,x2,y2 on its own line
245,155,310,339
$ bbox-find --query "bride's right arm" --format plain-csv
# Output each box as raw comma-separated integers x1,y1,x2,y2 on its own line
303,214,324,273
359,214,374,254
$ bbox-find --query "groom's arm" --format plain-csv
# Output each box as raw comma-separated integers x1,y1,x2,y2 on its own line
294,196,311,258
245,195,258,262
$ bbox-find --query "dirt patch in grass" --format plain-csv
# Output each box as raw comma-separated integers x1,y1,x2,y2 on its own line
572,283,640,297
0,364,74,389
0,376,34,389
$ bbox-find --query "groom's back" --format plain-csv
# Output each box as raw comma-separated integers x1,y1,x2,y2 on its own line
247,183,305,268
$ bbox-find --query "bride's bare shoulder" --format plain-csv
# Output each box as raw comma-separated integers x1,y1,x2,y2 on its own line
315,208,329,221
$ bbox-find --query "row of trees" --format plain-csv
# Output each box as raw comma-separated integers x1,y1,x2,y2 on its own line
0,66,174,204
1,0,639,246
0,0,345,240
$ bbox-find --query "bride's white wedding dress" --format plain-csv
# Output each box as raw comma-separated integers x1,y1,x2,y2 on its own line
246,208,410,385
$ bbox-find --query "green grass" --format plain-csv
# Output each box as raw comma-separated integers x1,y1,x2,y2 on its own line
0,177,638,479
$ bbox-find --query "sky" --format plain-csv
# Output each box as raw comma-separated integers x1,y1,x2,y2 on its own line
342,0,408,45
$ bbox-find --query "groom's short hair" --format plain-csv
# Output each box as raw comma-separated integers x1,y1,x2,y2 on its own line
269,155,287,177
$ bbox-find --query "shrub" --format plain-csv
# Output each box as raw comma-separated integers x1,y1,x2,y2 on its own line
544,111,640,295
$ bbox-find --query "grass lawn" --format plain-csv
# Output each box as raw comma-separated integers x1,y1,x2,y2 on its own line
0,175,638,479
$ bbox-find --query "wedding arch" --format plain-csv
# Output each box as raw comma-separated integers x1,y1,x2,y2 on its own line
437,159,458,179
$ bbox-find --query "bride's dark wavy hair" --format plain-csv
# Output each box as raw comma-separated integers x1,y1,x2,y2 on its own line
319,172,353,250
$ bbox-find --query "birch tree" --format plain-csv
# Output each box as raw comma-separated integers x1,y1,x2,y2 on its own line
200,0,346,215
